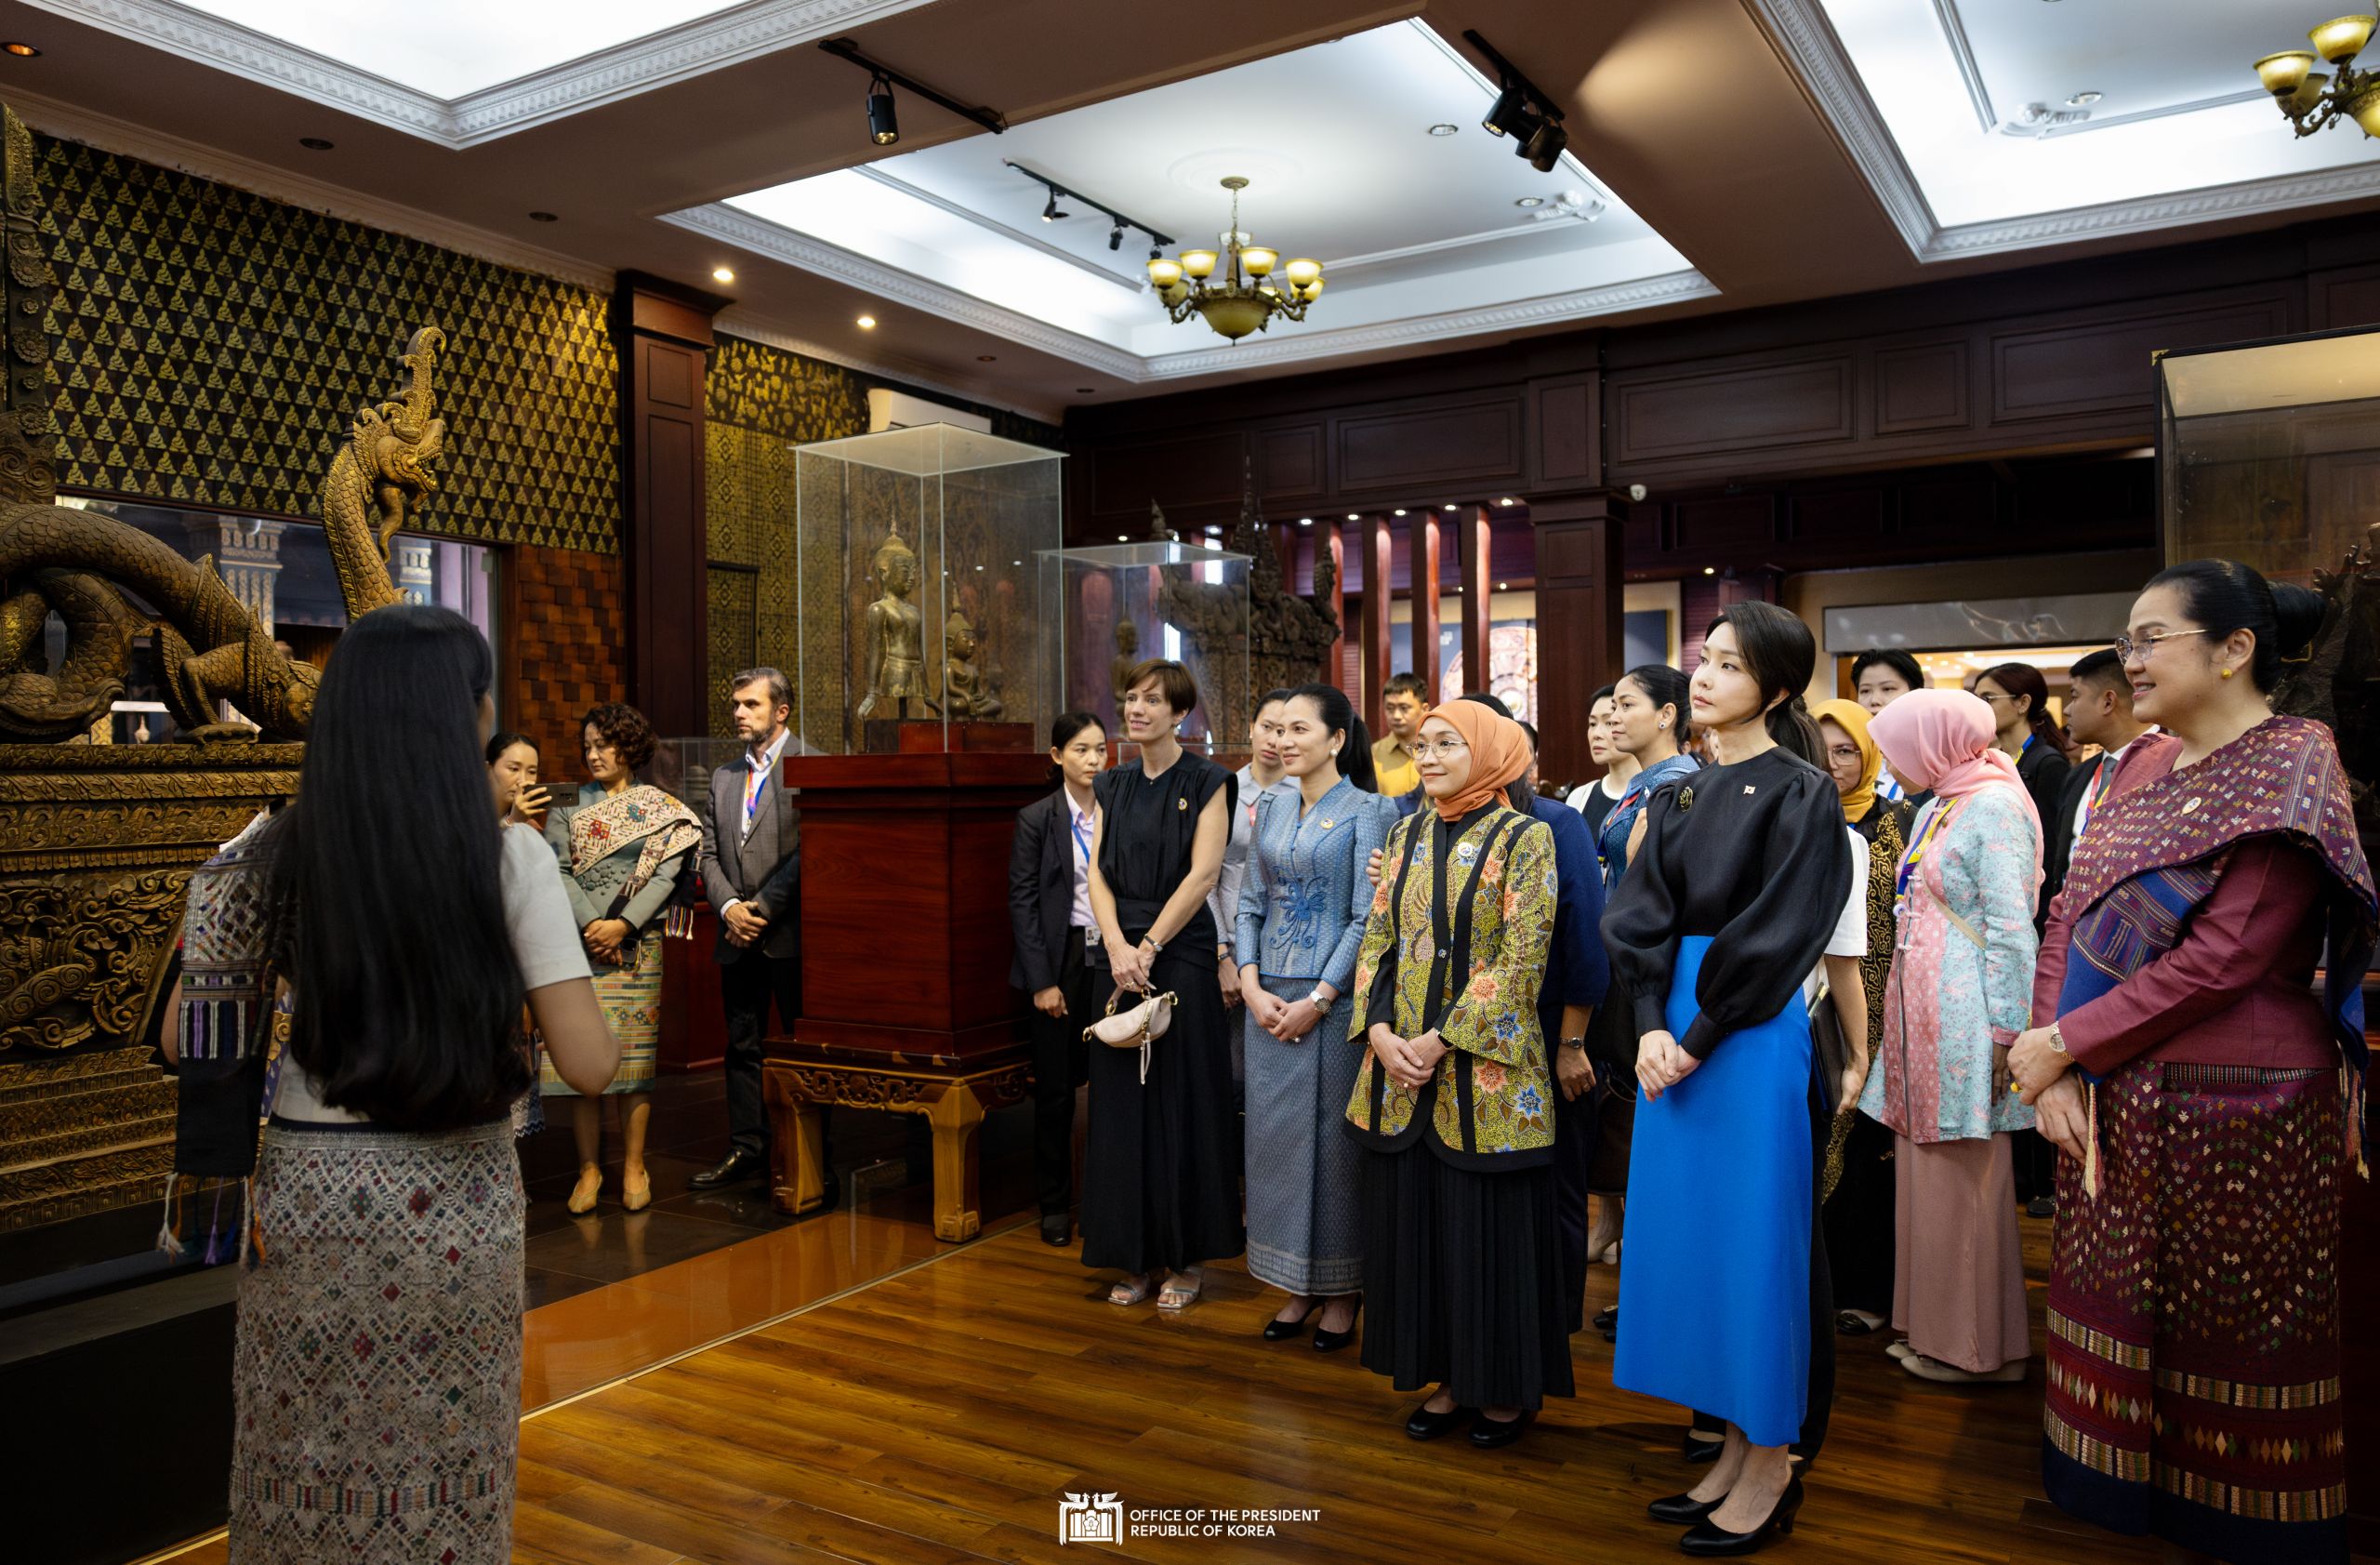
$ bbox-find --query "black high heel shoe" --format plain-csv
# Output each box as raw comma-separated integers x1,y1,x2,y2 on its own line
1312,1295,1362,1353
1262,1299,1323,1342
1678,1475,1803,1557
1681,1428,1726,1464
1647,1492,1723,1526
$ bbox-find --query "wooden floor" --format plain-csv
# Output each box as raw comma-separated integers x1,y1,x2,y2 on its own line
156,1206,2181,1565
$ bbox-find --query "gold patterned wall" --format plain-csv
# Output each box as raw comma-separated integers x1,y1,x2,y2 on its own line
33,133,620,551
702,333,1062,736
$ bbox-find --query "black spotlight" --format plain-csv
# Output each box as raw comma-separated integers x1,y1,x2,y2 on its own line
1522,118,1567,173
1482,78,1528,138
1107,222,1123,251
1041,192,1068,222
866,73,899,145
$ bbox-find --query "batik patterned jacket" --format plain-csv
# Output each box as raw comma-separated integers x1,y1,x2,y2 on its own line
1343,802,1558,1170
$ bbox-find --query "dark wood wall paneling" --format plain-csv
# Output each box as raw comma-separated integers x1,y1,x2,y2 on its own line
1066,215,2380,577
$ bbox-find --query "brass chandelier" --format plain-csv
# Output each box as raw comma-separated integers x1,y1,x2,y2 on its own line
2254,14,2380,136
1145,177,1323,343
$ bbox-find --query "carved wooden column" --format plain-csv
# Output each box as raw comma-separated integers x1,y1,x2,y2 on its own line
1530,492,1628,788
613,272,728,738
1359,512,1394,732
1456,504,1492,700
1408,509,1442,703
1322,523,1349,701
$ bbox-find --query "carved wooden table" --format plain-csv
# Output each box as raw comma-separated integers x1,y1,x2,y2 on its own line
763,747,1047,1241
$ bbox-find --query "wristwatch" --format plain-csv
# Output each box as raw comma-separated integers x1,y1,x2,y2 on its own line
1560,1036,1588,1053
1143,935,1164,954
2048,1022,2068,1055
1306,988,1335,1015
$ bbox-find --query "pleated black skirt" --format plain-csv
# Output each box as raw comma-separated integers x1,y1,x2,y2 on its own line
1079,953,1245,1276
1355,1142,1574,1411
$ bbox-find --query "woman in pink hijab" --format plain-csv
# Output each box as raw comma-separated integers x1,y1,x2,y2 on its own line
1860,689,2043,1386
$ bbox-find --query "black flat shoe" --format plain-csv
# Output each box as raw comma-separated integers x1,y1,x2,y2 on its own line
1263,1300,1323,1342
1312,1296,1362,1353
1405,1402,1475,1441
690,1148,765,1189
1468,1411,1533,1449
1592,1305,1619,1333
1648,1492,1724,1526
1833,1309,1881,1336
1678,1476,1803,1557
1039,1214,1072,1247
2027,1195,2056,1219
1682,1431,1725,1464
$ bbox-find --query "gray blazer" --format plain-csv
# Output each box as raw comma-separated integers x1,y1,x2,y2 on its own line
697,739,801,964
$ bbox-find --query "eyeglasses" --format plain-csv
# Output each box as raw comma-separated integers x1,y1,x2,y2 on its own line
1825,744,1861,763
1409,738,1470,762
1975,691,2013,706
2113,628,2212,662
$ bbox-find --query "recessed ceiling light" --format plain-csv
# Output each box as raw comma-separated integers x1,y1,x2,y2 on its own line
2067,90,2102,107
856,314,877,329
298,137,335,151
1497,581,1508,590
1298,517,1312,526
1012,559,1022,565
1393,508,1407,516
1443,503,1458,511
1116,534,1129,542
976,354,997,362
1346,512,1358,521
1204,525,1223,536
3,43,41,58
1498,497,1515,506
1428,123,1458,137
1515,196,1543,209
528,210,559,222
1703,565,1716,576
711,267,735,284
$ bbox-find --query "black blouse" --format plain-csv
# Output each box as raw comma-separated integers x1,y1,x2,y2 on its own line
1092,751,1236,970
1600,745,1852,1060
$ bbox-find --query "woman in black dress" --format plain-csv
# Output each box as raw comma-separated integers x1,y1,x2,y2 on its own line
1084,659,1243,1308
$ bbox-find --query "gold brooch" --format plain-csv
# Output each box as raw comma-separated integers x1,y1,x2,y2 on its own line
1176,797,1188,812
1677,786,1694,813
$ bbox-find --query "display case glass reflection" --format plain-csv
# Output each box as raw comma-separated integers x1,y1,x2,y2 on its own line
2157,326,2380,584
789,425,1062,756
1038,541,1253,755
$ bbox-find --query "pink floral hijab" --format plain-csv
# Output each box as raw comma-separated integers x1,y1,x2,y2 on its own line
1868,687,2043,880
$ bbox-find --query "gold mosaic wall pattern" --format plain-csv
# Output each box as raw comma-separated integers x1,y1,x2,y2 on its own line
33,134,620,552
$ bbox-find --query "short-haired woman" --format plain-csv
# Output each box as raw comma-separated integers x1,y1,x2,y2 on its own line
2011,560,2374,1565
1604,602,1853,1551
1008,710,1108,1247
1083,658,1244,1308
169,605,617,1562
543,701,703,1214
1238,683,1393,1350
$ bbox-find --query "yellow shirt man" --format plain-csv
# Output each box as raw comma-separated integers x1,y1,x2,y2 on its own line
1372,678,1426,799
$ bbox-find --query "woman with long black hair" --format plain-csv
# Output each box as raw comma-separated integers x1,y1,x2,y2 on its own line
1973,661,2075,866
1605,602,1853,1554
169,604,616,1563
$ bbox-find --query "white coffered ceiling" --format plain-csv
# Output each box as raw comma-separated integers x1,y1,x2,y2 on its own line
1755,0,2380,259
671,20,1710,382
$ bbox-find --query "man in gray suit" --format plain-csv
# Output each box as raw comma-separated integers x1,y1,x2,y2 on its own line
690,667,812,1190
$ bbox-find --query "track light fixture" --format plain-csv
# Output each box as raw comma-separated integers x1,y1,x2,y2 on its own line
818,37,1006,143
1464,30,1569,174
1004,161,1172,252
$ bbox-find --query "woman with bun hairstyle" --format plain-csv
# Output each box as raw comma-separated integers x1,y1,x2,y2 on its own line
2010,561,2374,1565
1603,602,1853,1554
1972,661,2075,878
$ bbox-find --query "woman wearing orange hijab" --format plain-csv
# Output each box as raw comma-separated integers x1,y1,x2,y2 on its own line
1343,699,1566,1449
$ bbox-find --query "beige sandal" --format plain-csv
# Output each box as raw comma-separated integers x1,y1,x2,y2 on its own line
1108,1273,1157,1306
1156,1267,1205,1310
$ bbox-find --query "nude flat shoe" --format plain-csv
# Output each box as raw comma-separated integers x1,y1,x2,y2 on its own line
567,1165,602,1214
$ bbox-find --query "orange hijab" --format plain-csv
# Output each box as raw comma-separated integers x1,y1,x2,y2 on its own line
1421,700,1533,822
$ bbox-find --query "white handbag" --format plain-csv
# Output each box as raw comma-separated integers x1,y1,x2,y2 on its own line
1083,988,1178,1084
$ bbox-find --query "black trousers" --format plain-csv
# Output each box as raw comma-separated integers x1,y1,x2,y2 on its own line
1691,1070,1835,1463
721,947,800,1159
2010,1125,2056,1205
1551,1052,1601,1334
1026,932,1098,1218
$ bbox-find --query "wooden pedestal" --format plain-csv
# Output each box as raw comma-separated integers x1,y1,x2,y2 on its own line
763,749,1049,1240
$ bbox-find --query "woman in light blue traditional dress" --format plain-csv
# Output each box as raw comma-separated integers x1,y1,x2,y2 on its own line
1236,683,1394,1351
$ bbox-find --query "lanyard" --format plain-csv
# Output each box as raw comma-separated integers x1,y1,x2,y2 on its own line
1894,796,1964,922
1069,809,1093,863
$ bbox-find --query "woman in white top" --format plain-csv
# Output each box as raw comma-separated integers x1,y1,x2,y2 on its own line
165,604,615,1565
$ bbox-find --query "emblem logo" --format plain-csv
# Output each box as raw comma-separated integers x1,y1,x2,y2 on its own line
1059,1492,1124,1545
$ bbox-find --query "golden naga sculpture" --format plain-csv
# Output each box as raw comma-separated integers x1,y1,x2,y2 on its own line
0,311,434,742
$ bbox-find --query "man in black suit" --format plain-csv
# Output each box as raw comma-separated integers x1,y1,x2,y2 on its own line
690,668,812,1191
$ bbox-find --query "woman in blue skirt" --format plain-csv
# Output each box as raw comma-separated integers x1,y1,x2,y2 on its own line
1603,602,1852,1556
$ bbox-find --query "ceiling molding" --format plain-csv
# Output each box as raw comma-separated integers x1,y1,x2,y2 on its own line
1323,214,1598,273
2043,88,2269,139
1929,0,1996,135
1751,0,2380,264
22,0,936,148
675,201,1716,383
5,83,615,291
711,312,1067,426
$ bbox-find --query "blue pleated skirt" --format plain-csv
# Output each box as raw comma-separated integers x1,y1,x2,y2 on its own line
1612,935,1813,1448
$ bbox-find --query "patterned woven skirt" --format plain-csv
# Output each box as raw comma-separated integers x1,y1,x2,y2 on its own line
542,927,660,1095
2043,1061,2346,1565
229,1118,524,1564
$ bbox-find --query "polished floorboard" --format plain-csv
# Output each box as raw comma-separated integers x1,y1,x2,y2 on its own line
152,1204,2189,1565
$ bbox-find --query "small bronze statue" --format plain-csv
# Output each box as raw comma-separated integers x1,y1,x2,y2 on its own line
1111,617,1141,702
943,608,1003,720
856,531,930,721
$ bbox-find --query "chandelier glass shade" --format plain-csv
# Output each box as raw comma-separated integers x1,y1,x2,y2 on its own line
2253,14,2380,137
1146,178,1322,342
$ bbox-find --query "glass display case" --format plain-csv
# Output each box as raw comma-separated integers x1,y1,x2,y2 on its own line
1038,541,1252,754
789,424,1063,755
2156,325,2380,584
